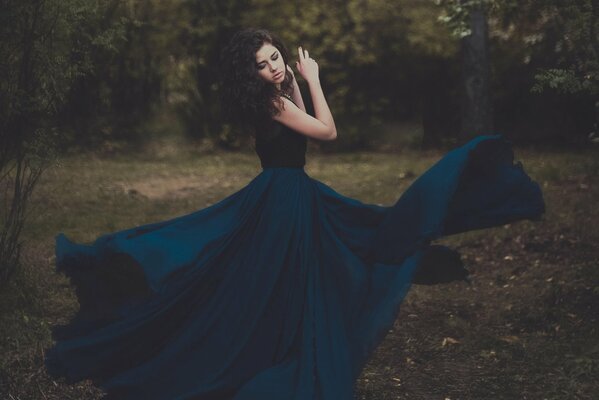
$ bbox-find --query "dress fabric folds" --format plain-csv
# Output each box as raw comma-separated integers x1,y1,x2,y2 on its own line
45,124,544,399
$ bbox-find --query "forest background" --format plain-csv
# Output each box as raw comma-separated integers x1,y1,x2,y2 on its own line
2,0,597,155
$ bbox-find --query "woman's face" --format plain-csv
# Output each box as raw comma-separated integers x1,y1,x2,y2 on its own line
255,42,286,86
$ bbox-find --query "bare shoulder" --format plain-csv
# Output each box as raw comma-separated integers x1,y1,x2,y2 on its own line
273,97,336,141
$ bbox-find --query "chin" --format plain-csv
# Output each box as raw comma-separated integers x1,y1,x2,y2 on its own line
273,72,285,83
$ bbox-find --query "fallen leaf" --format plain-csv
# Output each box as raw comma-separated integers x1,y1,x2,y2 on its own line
442,337,460,347
499,335,520,344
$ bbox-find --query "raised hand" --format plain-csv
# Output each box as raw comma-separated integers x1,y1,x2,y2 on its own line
296,46,319,84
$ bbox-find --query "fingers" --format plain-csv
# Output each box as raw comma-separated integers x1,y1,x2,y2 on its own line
297,46,316,76
298,46,311,62
287,64,296,78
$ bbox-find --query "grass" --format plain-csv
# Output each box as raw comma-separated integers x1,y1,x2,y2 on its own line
1,139,598,399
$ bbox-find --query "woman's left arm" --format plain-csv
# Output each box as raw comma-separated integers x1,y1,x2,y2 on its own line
288,65,306,112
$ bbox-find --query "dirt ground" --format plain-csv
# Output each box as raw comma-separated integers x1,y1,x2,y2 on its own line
1,147,597,399
357,170,599,400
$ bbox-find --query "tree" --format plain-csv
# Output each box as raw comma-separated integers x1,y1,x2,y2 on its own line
438,0,494,141
59,0,178,147
530,0,599,136
171,0,460,149
176,0,250,147
0,0,120,285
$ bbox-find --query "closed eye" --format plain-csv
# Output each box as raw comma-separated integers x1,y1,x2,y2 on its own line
257,51,279,70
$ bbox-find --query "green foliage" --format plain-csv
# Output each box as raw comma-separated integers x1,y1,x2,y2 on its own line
174,0,457,149
2,1,464,150
528,1,599,98
0,1,71,284
60,0,181,146
436,0,597,140
532,68,598,95
436,0,496,38
479,0,598,98
0,1,93,131
6,0,597,154
173,0,249,146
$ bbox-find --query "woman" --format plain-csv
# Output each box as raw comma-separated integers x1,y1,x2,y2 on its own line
45,28,544,399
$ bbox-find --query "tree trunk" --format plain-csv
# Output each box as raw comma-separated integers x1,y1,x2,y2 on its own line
460,5,493,140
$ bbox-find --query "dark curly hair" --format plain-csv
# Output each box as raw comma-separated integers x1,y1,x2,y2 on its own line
220,28,294,136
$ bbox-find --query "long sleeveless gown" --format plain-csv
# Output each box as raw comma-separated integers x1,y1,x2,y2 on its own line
45,120,545,399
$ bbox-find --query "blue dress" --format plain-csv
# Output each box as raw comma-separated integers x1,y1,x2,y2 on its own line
45,121,544,399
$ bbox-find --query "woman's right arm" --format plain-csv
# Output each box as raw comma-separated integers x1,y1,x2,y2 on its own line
274,47,337,141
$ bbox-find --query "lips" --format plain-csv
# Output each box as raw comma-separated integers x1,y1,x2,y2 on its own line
273,71,284,79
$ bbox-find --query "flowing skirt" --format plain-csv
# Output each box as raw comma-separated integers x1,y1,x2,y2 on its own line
45,135,544,399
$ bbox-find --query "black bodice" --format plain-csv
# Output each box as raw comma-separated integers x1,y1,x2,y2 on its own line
255,121,307,168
